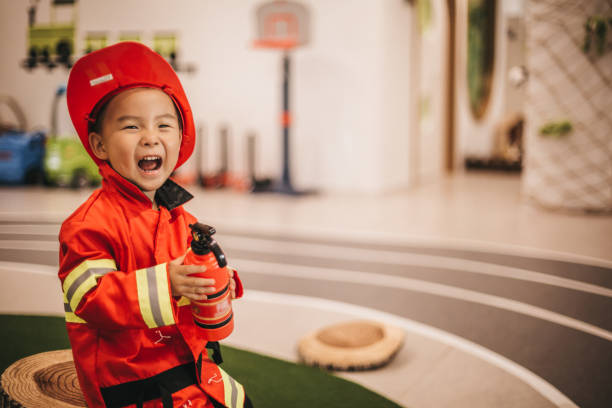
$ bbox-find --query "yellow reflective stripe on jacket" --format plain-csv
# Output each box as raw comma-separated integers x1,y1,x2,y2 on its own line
136,264,175,328
63,258,117,312
219,367,245,408
64,302,86,324
65,312,86,323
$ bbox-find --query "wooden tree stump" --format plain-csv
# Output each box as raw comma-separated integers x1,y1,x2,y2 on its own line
0,349,86,408
298,320,404,371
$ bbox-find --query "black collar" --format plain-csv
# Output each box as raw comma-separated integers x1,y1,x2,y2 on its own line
154,178,194,211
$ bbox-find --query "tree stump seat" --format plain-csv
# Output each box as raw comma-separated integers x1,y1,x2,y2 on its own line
297,320,404,371
0,349,86,408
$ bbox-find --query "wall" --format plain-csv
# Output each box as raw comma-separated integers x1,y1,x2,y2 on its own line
0,1,70,132
292,0,388,192
380,0,414,191
413,0,448,184
0,0,419,193
522,0,612,211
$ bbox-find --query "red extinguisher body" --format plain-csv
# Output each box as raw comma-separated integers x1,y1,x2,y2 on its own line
184,223,234,341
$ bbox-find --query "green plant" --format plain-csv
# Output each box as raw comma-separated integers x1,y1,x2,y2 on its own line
583,16,612,56
539,120,573,138
417,0,433,33
467,0,496,119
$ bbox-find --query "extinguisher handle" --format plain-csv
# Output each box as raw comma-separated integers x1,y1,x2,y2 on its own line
210,238,227,268
189,223,228,268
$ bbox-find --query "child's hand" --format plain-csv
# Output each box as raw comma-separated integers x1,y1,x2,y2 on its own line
228,267,237,299
168,253,216,301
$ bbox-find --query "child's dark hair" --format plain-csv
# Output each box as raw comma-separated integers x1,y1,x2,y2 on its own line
88,102,110,135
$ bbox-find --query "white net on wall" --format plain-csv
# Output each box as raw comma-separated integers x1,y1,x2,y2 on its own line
523,0,612,211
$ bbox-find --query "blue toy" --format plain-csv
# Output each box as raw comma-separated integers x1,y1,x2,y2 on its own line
0,130,46,184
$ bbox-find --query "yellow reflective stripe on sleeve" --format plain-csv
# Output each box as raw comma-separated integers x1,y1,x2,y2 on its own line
219,367,245,408
136,264,175,329
63,259,116,312
65,313,86,323
65,311,87,324
136,267,155,328
68,274,97,311
63,259,116,294
64,302,87,324
155,263,175,326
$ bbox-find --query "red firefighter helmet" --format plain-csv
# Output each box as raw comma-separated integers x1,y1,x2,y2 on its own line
66,41,195,169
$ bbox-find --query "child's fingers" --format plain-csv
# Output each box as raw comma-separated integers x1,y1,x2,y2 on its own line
184,291,207,301
175,283,212,300
228,269,237,299
185,276,216,288
194,287,211,295
190,287,210,297
180,264,207,276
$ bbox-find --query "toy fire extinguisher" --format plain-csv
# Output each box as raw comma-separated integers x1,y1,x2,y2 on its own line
184,222,234,341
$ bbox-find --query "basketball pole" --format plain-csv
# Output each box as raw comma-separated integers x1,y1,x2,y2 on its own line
253,1,314,195
270,50,312,195
277,51,294,193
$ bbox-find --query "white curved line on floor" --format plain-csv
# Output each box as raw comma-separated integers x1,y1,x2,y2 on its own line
0,240,58,251
245,289,578,408
1,238,611,300
234,258,612,342
0,261,57,275
0,224,60,235
2,241,610,341
212,220,612,269
0,212,66,224
220,235,612,297
2,220,612,269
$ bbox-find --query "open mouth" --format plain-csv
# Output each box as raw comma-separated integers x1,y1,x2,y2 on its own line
138,156,162,172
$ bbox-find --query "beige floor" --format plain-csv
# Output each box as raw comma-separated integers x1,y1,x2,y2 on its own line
1,172,610,408
181,172,612,264
1,172,611,262
225,291,563,408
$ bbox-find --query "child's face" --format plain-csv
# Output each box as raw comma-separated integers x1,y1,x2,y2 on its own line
89,88,182,194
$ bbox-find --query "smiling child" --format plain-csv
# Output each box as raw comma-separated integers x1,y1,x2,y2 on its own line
59,42,251,408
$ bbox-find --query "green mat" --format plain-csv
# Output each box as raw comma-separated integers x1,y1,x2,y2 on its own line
0,315,402,408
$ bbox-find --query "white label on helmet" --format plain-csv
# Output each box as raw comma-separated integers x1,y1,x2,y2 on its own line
89,74,114,86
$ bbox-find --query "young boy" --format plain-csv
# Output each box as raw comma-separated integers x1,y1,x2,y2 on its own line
59,42,251,408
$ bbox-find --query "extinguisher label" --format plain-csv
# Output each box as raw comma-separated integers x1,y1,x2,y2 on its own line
214,298,231,318
192,294,232,321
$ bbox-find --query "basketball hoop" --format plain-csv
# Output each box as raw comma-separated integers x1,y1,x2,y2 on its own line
253,38,298,50
252,1,314,195
253,1,309,49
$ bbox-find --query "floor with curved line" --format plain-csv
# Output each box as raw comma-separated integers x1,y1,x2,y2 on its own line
0,173,610,408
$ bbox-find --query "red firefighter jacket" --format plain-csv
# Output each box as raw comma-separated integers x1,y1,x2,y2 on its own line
59,162,246,408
